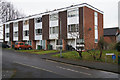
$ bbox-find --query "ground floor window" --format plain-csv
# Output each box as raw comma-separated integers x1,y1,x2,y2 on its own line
6,33,9,38
27,40,32,46
36,29,42,35
50,26,59,34
14,32,18,37
68,24,79,32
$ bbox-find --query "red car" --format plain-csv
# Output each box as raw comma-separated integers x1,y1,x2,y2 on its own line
14,42,32,50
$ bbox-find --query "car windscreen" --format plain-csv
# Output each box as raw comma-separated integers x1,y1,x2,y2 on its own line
15,43,18,45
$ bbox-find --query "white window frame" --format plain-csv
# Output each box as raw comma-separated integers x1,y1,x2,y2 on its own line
94,12,98,43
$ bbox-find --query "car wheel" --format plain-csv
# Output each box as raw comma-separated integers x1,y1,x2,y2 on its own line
19,47,22,50
28,47,32,50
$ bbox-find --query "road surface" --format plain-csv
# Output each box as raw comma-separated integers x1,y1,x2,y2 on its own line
2,48,119,79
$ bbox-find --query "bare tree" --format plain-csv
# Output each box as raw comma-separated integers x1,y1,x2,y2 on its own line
0,0,25,24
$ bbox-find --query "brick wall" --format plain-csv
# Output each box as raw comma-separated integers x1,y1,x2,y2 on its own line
58,11,67,39
83,6,103,50
29,18,35,40
9,23,13,41
59,11,67,50
42,15,49,40
3,24,5,42
32,40,36,49
79,7,84,39
18,21,23,41
84,7,95,50
104,36,116,43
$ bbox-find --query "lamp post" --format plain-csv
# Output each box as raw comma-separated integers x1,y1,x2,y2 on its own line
59,18,62,58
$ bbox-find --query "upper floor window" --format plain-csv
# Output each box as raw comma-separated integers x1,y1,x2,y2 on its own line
35,17,42,23
68,24,79,32
68,9,78,17
23,20,29,25
14,32,18,37
24,30,29,36
50,26,59,34
6,33,9,38
36,29,42,35
6,24,9,28
50,13,58,21
13,22,18,27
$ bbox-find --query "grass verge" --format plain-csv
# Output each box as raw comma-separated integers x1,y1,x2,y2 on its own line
52,50,119,64
16,49,59,55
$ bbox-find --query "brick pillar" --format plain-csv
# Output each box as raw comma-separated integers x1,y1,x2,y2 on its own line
45,40,48,50
11,41,15,48
62,39,67,50
32,40,36,49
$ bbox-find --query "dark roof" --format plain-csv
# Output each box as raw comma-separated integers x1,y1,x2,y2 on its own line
104,27,119,36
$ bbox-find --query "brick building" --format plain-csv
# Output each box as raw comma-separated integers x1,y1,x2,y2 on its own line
2,3,103,50
104,27,119,43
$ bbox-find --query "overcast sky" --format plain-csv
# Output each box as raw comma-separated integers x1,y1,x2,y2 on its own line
6,0,119,28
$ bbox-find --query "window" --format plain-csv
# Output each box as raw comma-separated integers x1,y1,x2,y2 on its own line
24,30,29,36
6,33,9,38
24,20,29,25
68,9,78,17
6,24,9,28
68,24,79,32
13,22,18,27
56,40,62,45
25,44,28,45
50,13,58,21
14,32,18,37
36,29,42,35
35,17,42,23
20,43,23,45
94,12,98,43
50,26,59,34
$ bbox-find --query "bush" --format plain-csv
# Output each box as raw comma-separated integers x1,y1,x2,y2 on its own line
115,42,120,52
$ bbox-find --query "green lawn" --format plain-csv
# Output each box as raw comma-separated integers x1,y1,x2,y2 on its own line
32,50,59,55
16,49,59,55
52,50,119,64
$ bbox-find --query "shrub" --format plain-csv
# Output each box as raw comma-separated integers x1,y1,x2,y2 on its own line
115,42,120,52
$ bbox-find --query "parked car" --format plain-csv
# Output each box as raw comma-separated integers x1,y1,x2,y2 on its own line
2,43,10,48
14,42,32,50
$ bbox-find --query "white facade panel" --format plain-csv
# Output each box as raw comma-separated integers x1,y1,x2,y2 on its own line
5,24,9,42
23,24,29,41
5,28,9,33
35,22,42,40
35,35,42,40
35,23,42,29
23,36,29,41
13,26,18,32
49,20,58,39
13,24,18,41
0,25,3,40
49,34,58,39
50,20,58,27
67,17,79,25
23,25,29,31
5,36,9,41
67,32,79,39
13,37,18,41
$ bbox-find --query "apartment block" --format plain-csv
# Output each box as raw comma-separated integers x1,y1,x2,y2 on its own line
3,3,103,50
